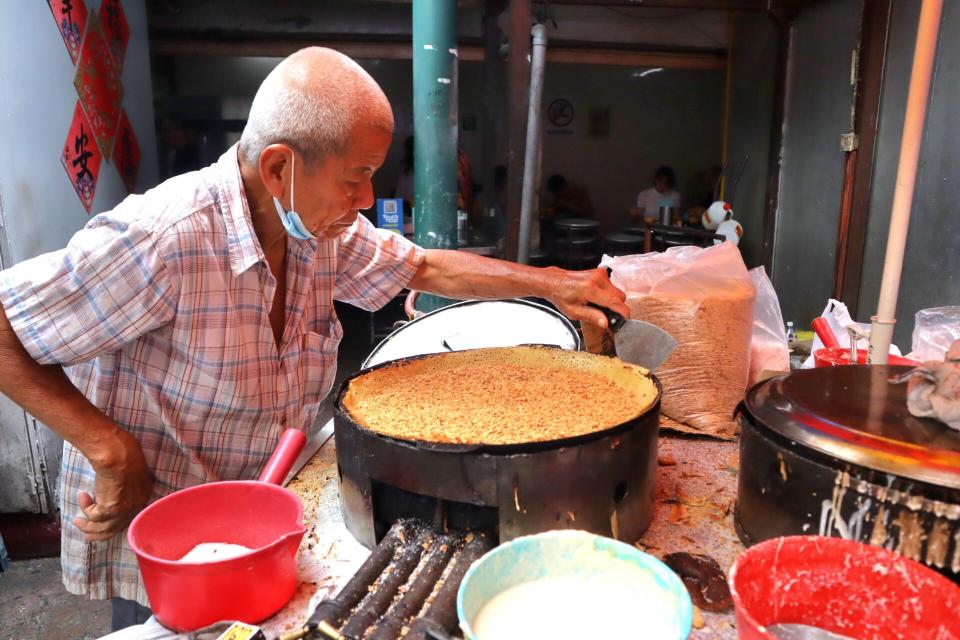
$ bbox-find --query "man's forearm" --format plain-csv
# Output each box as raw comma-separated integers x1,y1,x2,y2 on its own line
0,305,126,467
407,249,630,328
407,249,555,301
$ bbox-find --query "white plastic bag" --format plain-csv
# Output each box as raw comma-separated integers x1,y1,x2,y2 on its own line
909,307,960,362
590,243,755,439
748,267,789,387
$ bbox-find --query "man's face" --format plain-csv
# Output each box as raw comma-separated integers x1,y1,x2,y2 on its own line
297,123,393,239
654,176,670,193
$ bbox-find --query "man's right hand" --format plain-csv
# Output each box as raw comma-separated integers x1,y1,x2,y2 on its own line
0,305,155,541
73,428,153,542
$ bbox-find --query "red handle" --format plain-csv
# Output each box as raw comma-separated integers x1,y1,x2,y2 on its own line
812,318,841,349
259,428,307,485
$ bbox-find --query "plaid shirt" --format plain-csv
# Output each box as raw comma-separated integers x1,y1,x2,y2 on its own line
0,146,424,604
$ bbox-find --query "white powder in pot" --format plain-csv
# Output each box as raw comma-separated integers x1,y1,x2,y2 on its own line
178,542,253,563
471,573,677,639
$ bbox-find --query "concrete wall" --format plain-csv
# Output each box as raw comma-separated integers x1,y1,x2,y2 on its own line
0,1,158,263
858,0,960,347
726,12,780,269
156,56,724,234
771,0,860,327
540,64,724,232
0,0,157,513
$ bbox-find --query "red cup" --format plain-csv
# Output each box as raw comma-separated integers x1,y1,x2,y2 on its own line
729,536,960,640
813,347,920,368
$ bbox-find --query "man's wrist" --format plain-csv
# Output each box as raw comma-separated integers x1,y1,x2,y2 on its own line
79,418,133,470
529,265,562,301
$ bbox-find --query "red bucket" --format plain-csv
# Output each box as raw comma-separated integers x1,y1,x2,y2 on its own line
128,429,307,631
813,347,920,368
729,536,960,640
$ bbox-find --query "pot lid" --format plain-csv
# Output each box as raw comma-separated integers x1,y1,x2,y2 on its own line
363,299,580,369
745,365,960,489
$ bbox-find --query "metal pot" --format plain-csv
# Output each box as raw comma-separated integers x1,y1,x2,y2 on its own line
335,346,662,548
735,366,960,580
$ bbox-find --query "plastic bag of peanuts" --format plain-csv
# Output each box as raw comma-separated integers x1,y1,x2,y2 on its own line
585,243,755,439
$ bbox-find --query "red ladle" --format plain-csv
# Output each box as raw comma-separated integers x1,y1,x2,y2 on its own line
128,428,307,631
811,317,841,349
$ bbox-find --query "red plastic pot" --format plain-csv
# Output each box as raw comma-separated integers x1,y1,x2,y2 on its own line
128,429,307,631
729,536,960,640
813,347,920,368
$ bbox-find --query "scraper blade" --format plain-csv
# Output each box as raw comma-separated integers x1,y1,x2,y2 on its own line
589,303,677,371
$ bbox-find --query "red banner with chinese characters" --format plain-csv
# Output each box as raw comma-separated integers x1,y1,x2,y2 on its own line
48,0,89,64
74,17,123,161
98,0,129,71
62,101,102,213
113,110,141,194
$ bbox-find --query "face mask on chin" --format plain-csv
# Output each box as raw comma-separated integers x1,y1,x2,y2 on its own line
272,150,316,241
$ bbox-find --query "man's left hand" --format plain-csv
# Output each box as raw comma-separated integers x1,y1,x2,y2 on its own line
948,339,960,361
544,267,630,329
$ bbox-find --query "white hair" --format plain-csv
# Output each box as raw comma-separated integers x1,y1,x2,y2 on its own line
238,48,391,167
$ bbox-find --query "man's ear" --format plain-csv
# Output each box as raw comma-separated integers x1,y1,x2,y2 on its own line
259,144,290,203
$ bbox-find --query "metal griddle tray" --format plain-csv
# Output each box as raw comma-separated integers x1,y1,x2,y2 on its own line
283,519,493,640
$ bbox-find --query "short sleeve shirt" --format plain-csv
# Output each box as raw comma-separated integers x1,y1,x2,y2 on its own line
0,145,424,603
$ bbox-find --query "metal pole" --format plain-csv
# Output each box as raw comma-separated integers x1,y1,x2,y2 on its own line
517,23,547,265
413,0,458,312
868,0,942,363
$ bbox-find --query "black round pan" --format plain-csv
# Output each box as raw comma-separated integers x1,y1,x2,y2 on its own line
334,346,662,455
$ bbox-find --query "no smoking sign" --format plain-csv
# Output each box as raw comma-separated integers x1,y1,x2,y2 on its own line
547,98,575,129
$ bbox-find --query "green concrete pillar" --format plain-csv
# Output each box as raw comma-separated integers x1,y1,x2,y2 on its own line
413,0,458,312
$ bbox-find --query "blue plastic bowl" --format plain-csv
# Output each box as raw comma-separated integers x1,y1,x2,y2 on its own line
457,530,692,639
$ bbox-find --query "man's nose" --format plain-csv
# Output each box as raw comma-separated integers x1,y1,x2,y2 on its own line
354,181,375,211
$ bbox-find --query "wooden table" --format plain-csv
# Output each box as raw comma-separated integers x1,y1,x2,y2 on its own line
259,421,744,639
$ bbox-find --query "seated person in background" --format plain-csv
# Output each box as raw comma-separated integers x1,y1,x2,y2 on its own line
686,164,722,209
631,166,681,221
684,164,722,227
544,174,595,218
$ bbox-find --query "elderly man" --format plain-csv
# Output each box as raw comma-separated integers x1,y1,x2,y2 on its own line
0,48,627,628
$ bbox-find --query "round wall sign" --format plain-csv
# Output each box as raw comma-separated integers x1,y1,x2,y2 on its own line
547,98,574,128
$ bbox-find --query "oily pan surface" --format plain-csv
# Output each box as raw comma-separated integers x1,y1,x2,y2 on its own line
341,346,659,445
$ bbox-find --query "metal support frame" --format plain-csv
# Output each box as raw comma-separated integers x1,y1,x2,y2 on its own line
517,24,548,264
412,0,458,312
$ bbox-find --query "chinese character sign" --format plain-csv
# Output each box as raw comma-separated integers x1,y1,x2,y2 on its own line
62,102,102,213
74,18,123,161
113,111,141,195
48,0,89,64
98,0,129,70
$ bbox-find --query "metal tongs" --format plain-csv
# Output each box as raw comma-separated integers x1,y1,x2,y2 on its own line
847,324,870,365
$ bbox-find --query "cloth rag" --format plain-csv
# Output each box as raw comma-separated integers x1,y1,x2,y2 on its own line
901,341,960,431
